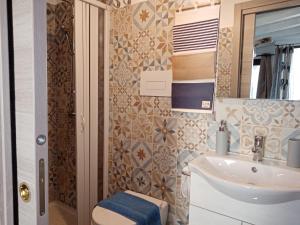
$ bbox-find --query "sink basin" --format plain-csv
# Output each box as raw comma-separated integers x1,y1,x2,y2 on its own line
189,153,300,204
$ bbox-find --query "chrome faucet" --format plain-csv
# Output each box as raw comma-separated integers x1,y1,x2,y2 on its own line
252,135,265,161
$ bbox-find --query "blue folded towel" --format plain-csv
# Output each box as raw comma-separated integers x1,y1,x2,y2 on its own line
98,192,162,225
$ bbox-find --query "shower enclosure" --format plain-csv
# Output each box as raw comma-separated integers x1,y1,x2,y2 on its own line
47,0,108,224
47,0,77,224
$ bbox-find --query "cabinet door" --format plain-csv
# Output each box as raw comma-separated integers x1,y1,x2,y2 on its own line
190,206,242,225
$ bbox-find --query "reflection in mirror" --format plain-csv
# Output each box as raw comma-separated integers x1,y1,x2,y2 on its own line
241,6,300,100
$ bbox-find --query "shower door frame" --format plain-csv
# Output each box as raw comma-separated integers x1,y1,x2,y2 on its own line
75,1,110,225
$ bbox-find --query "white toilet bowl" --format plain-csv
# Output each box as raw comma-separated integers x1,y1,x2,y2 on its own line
91,190,169,225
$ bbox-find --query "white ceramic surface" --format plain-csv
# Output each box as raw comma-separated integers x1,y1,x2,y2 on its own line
189,152,300,204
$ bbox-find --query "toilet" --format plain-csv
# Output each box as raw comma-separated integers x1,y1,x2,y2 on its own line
92,190,169,225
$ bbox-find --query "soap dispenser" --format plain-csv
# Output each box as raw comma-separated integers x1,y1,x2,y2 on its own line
216,120,229,155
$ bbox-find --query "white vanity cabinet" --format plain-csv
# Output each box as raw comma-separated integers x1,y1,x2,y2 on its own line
189,171,254,225
188,157,300,225
189,205,242,225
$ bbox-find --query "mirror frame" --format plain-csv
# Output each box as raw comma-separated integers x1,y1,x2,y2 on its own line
230,0,300,98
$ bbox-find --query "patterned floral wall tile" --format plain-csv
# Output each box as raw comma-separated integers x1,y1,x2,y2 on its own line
47,5,56,35
112,138,131,166
113,60,134,87
207,121,218,150
215,98,243,126
216,27,233,97
131,140,153,170
155,29,173,70
112,113,132,139
131,167,152,194
110,160,133,192
132,29,156,69
177,150,201,176
132,0,156,33
155,0,174,70
131,95,154,115
173,111,214,121
240,124,282,159
153,144,177,176
177,118,207,151
281,101,300,128
131,71,141,96
242,100,284,127
108,1,300,224
153,97,173,117
111,6,133,36
129,138,153,195
132,115,154,142
112,34,133,69
153,117,177,146
111,86,132,114
155,0,176,33
151,171,176,205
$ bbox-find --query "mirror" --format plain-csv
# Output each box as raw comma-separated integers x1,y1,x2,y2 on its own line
220,0,300,100
242,6,300,100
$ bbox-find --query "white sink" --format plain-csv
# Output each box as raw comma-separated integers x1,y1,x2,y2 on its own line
189,153,300,204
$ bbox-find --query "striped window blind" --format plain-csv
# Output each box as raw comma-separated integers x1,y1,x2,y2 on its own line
173,5,220,55
173,18,219,53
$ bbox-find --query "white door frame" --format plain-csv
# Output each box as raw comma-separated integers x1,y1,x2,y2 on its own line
0,0,14,224
75,1,110,224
